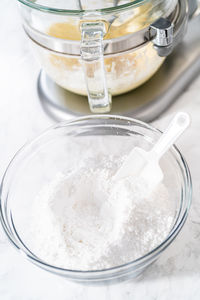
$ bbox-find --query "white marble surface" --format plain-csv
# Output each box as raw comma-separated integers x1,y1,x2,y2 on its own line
1,0,200,299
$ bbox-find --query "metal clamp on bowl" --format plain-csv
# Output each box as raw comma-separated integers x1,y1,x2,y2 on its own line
149,0,189,57
149,18,174,57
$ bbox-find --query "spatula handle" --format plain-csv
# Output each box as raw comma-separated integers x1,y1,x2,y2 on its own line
152,112,190,160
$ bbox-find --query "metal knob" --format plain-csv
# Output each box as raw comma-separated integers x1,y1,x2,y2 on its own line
150,18,174,47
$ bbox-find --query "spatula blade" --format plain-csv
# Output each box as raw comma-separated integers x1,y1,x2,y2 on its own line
114,147,149,181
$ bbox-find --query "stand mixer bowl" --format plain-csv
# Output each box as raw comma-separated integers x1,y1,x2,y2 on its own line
17,0,189,113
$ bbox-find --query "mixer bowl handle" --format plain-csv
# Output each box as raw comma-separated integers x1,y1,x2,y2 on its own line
80,21,111,113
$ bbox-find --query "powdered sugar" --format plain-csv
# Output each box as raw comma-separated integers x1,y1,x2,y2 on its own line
30,155,174,270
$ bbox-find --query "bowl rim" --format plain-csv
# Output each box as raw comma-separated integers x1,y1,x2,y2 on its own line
0,114,192,278
17,0,147,15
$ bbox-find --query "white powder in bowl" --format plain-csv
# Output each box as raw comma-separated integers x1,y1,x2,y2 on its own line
30,155,174,270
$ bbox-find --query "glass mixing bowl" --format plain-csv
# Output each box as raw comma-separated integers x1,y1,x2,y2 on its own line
17,0,185,112
0,115,192,284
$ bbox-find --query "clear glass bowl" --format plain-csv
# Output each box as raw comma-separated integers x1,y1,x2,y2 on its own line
17,0,177,112
0,115,192,284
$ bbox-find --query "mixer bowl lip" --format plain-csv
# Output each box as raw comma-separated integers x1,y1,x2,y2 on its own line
17,0,153,15
0,114,192,280
20,0,186,57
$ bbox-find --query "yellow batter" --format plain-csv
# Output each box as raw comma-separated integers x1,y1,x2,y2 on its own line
43,2,164,96
48,3,153,40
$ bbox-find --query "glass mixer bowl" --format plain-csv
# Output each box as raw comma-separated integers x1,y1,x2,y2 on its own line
17,0,188,112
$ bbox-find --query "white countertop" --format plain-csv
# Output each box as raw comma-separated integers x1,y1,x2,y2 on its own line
1,1,200,299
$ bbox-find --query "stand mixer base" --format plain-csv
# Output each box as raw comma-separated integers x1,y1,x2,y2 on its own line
37,15,200,122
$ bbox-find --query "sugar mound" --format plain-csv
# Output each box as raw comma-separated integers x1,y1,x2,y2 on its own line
31,155,174,270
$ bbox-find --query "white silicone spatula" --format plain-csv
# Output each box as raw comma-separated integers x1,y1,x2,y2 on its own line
114,112,190,191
